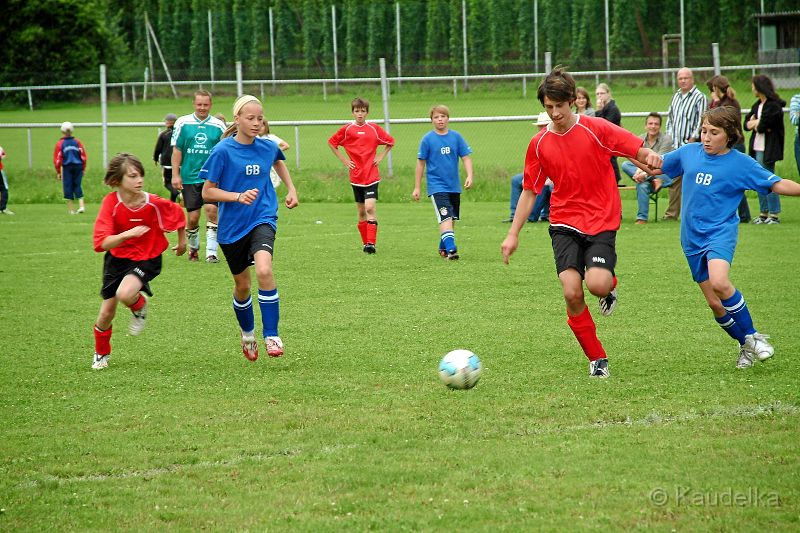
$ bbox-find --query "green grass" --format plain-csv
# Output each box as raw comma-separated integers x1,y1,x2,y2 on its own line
2,197,800,531
1,81,798,200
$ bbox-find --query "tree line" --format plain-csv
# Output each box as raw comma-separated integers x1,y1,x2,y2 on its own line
1,0,793,88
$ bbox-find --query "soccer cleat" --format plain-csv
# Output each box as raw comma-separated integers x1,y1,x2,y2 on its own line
599,288,618,316
446,251,459,260
363,244,376,254
92,353,109,370
0,209,15,215
206,254,219,263
589,358,610,378
266,336,284,357
438,249,448,258
736,347,754,369
69,210,76,215
751,216,767,224
744,333,774,361
128,298,148,336
77,207,85,214
188,248,199,261
241,333,259,361
765,217,780,225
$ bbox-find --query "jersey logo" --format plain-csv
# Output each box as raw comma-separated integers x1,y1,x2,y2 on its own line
440,146,451,155
133,267,145,277
357,131,365,135
194,132,208,145
695,172,712,185
592,256,606,264
245,165,261,175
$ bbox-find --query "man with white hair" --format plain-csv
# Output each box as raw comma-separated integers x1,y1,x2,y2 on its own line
663,67,707,220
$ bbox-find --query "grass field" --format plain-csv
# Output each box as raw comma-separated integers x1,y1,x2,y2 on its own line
0,81,798,205
2,196,799,531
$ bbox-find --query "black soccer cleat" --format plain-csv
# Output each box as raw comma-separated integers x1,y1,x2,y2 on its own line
589,358,610,378
363,244,376,254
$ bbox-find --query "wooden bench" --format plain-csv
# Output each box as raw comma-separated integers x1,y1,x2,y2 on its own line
617,185,664,222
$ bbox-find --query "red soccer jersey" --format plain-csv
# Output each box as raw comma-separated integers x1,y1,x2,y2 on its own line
523,115,643,235
93,192,186,261
328,122,395,186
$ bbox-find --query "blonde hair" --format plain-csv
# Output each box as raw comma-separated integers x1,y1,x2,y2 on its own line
596,83,611,96
223,95,263,138
429,104,450,118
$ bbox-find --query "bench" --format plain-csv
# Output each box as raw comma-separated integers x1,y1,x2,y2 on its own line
617,185,664,222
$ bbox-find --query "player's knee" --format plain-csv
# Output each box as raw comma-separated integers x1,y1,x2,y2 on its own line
709,278,733,299
254,264,274,286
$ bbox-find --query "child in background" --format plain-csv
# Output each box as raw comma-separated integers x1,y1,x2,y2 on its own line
0,146,13,215
258,119,291,189
328,97,394,254
91,154,187,370
153,113,180,202
54,121,87,214
412,104,474,260
201,95,299,361
649,106,800,368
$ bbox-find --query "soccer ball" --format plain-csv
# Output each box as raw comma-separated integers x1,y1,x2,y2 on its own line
438,349,482,390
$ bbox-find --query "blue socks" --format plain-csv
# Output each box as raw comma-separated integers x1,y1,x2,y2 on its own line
716,289,756,344
440,231,456,253
233,295,255,335
258,288,280,337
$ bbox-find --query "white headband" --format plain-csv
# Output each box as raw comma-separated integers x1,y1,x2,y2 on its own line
233,95,261,117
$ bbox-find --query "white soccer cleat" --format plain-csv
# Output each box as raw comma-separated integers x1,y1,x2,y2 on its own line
241,333,259,362
266,336,284,357
736,347,753,369
129,298,148,336
598,288,618,316
92,353,109,370
589,358,610,378
744,333,774,361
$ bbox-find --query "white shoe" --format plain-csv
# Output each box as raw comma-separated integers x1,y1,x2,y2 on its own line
599,288,618,316
588,358,610,378
744,333,774,361
77,207,85,214
266,336,284,357
241,333,259,361
92,353,109,370
129,298,148,336
736,347,753,369
0,209,14,215
69,210,76,215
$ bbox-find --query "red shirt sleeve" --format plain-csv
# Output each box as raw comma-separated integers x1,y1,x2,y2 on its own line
371,124,395,147
328,125,347,147
93,193,116,252
523,131,548,194
588,116,644,158
150,194,186,232
54,139,64,172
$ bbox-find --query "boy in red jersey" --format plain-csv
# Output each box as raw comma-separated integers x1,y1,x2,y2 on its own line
91,154,187,370
501,68,662,378
328,97,395,254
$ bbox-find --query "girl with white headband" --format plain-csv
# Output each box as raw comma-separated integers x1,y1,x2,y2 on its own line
200,95,299,361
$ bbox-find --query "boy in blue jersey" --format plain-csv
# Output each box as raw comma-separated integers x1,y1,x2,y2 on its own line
201,95,299,362
645,106,800,368
412,105,474,260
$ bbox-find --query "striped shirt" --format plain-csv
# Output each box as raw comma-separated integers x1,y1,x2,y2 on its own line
790,93,800,132
665,86,707,149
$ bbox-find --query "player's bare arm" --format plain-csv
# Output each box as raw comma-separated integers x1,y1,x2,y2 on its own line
462,155,474,189
101,225,151,251
328,143,355,170
202,180,259,205
171,147,184,190
273,160,299,209
373,145,393,166
172,228,188,256
412,159,425,201
501,189,536,264
771,179,800,196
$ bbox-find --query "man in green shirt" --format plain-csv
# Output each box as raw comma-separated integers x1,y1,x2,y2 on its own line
171,90,227,262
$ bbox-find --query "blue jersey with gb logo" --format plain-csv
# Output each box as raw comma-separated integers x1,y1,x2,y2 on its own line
662,143,780,255
200,136,286,244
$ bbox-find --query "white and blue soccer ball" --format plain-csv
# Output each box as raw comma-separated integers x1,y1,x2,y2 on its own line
438,349,482,390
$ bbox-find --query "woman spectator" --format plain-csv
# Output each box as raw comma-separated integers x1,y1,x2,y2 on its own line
707,75,750,223
744,74,786,224
595,83,622,184
574,87,595,116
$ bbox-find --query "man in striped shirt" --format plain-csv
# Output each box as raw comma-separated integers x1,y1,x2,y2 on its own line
664,67,707,220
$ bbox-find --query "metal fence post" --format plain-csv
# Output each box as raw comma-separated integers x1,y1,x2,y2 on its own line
712,43,720,75
294,126,300,170
27,89,33,111
379,58,393,177
27,129,32,169
100,64,108,169
236,61,243,96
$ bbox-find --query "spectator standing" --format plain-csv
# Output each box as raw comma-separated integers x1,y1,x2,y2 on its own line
707,75,750,222
153,113,179,202
664,67,708,220
0,146,13,215
595,83,622,184
54,121,87,215
744,74,786,224
171,90,226,262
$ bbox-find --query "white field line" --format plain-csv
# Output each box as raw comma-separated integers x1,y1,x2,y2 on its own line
17,402,797,488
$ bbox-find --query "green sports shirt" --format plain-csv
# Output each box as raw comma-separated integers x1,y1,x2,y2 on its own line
171,114,226,185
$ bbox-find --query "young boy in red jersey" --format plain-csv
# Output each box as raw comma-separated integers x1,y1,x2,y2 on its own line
501,68,662,378
91,154,187,370
328,97,395,254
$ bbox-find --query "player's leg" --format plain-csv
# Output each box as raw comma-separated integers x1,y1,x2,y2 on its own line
183,184,203,261
221,234,259,361
584,231,618,316
204,202,219,262
432,193,458,259
116,273,148,336
551,228,608,377
92,297,117,370
250,225,283,357
75,170,85,213
63,166,75,214
363,184,379,252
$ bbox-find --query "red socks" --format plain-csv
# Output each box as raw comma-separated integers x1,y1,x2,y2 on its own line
128,293,146,312
567,306,606,361
365,220,378,245
94,324,112,356
357,220,368,244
